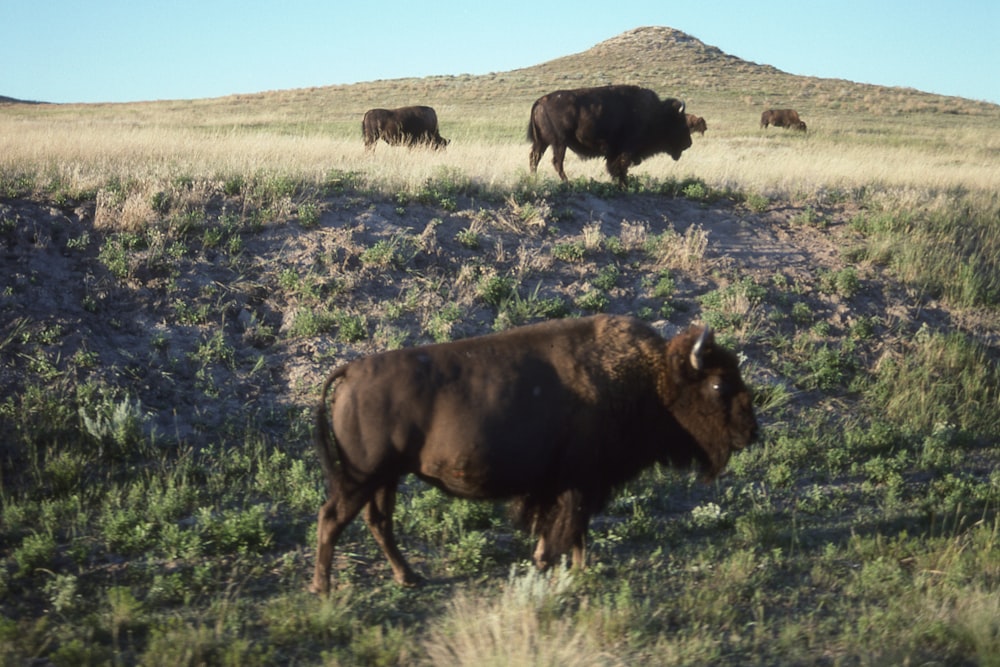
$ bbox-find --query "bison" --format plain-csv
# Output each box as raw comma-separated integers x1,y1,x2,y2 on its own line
310,315,758,593
686,114,708,136
528,85,693,187
362,105,448,150
760,108,807,131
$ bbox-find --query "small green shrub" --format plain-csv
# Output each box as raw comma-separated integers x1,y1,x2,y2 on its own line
682,180,710,201
745,192,770,213
79,392,146,454
334,311,367,343
551,241,586,263
287,307,339,338
605,236,627,256
592,265,620,291
98,232,144,280
698,277,766,330
820,267,862,298
575,289,608,312
455,227,481,249
426,303,463,342
494,284,569,330
196,504,273,555
13,532,56,578
478,274,515,307
360,239,402,268
297,202,321,228
651,270,675,298
790,301,814,325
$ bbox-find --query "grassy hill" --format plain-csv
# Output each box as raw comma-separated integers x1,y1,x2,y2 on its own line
3,26,997,200
1,26,999,666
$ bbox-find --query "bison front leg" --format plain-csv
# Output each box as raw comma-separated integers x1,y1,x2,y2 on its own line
365,485,420,587
606,154,632,189
533,489,588,570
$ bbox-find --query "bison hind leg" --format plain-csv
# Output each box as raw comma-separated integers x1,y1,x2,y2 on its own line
550,145,569,181
529,143,545,174
365,484,420,587
311,488,370,595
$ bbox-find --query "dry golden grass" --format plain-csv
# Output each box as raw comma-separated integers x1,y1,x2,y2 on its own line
3,27,998,200
4,111,996,200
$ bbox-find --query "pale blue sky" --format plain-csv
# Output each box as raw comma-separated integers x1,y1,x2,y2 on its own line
2,1,997,104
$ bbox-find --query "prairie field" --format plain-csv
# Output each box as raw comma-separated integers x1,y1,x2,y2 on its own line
2,27,1000,666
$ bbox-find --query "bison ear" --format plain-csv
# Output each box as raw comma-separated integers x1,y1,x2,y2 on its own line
689,326,711,371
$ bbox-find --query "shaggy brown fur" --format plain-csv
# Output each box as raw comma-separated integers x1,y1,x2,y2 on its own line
310,315,758,594
760,108,806,131
362,106,448,150
686,114,707,135
527,86,693,187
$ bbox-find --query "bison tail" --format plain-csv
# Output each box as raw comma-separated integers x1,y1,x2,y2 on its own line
526,100,540,143
314,366,348,487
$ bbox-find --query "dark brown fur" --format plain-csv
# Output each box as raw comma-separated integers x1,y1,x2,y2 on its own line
362,106,448,150
760,108,807,131
686,114,707,135
310,315,758,593
527,85,693,187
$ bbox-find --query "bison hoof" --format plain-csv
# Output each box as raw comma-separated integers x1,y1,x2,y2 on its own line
309,580,331,597
395,570,423,588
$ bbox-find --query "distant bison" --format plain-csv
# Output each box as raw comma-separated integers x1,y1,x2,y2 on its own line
686,114,707,135
528,85,693,187
362,106,448,150
760,108,807,131
310,315,758,593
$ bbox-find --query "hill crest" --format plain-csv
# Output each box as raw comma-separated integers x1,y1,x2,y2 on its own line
505,26,994,115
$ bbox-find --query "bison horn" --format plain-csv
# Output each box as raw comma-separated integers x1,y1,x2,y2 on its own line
679,101,686,115
690,326,711,371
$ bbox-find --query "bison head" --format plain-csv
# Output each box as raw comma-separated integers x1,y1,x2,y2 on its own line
661,326,759,478
662,98,693,160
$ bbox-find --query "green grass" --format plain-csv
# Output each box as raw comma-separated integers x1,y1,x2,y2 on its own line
2,26,999,665
2,176,998,665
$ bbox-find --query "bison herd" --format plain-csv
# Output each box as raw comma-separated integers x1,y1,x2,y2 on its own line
361,84,806,187
307,85,783,591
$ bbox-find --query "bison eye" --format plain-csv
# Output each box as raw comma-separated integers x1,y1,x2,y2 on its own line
710,380,732,399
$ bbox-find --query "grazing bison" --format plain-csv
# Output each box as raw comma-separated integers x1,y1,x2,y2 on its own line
686,114,708,136
362,105,448,150
528,85,693,187
760,108,807,131
310,315,758,593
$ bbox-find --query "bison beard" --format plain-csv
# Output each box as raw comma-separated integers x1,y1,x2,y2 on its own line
310,315,758,593
528,85,693,187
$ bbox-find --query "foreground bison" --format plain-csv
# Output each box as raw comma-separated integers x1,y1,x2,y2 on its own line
760,108,807,131
310,315,758,593
528,85,693,187
362,105,448,150
686,114,708,135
